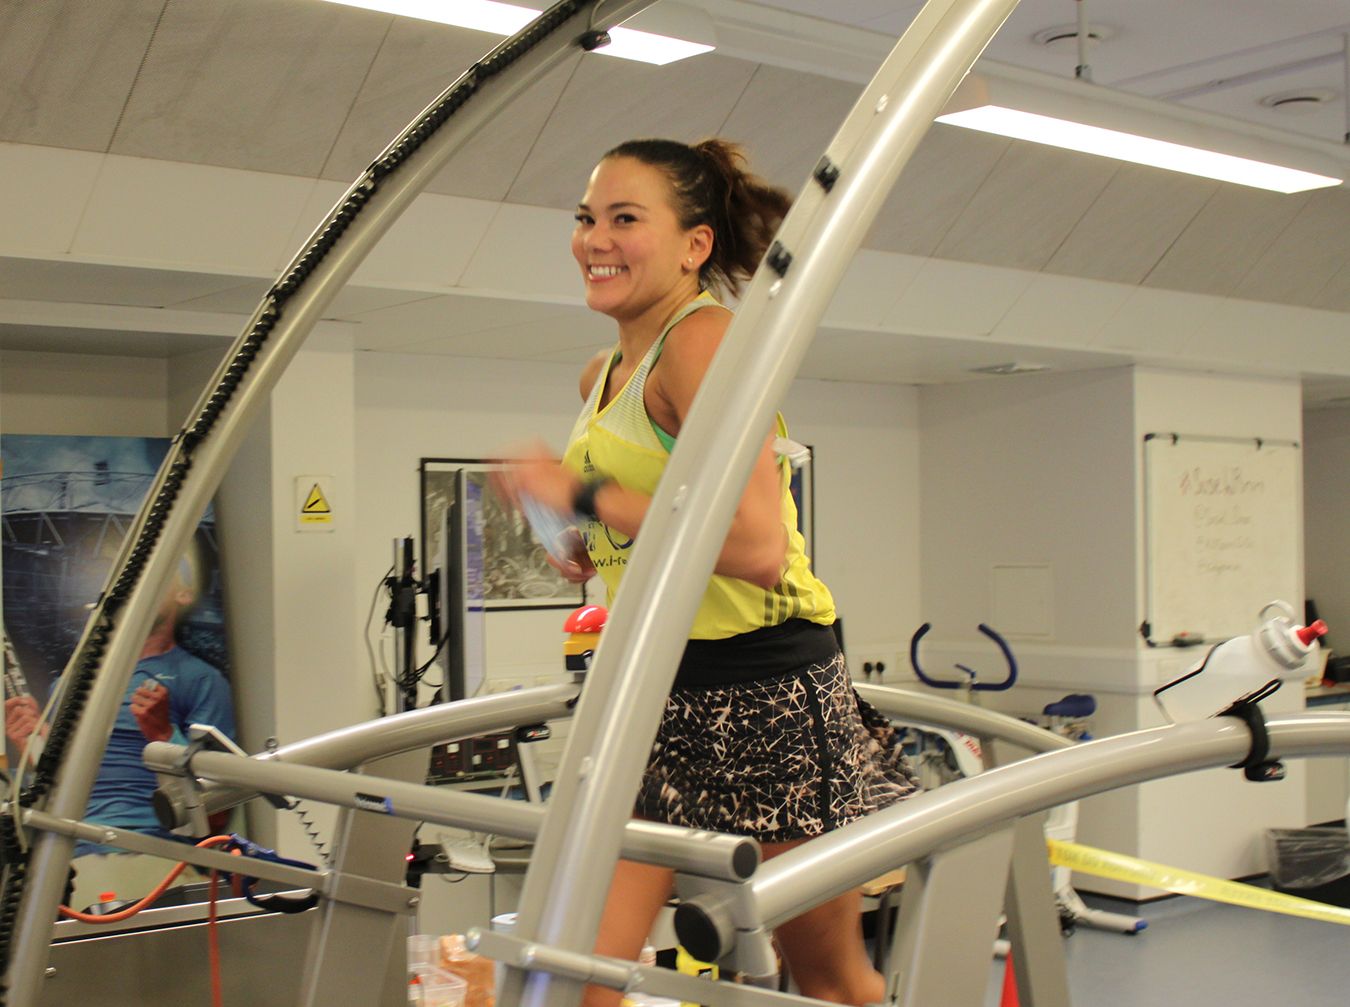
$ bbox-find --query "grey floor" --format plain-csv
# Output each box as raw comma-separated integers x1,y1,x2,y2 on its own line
980,890,1350,1006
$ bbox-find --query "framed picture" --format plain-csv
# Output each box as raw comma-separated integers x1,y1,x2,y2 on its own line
420,459,585,611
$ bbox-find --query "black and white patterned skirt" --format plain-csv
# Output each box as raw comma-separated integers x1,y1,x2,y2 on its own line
635,650,921,842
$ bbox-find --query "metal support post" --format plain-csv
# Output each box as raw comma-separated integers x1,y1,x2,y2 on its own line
298,749,427,1007
472,929,824,1006
1002,814,1071,1007
181,685,581,821
883,828,1016,1007
145,741,759,881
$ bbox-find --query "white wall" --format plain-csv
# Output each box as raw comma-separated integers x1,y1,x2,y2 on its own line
778,377,922,663
2,349,171,436
915,365,1311,897
917,366,1138,653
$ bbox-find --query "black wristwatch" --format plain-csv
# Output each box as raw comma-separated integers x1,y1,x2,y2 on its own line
571,479,610,522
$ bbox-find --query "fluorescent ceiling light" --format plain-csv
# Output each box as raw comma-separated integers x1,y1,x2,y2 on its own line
938,69,1344,194
322,0,714,66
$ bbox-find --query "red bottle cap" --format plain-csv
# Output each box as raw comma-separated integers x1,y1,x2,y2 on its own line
99,891,116,902
1295,620,1329,647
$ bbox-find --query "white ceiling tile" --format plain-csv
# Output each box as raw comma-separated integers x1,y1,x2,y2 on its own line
351,192,500,288
168,280,274,314
0,257,258,309
822,250,924,329
1045,165,1218,285
990,272,1133,349
506,52,760,209
1142,185,1310,298
866,123,1011,257
1237,188,1350,306
886,258,1036,337
110,0,389,177
456,203,581,299
1311,260,1350,313
0,322,226,359
165,279,426,320
347,293,570,351
275,179,351,271
326,286,446,319
717,64,862,192
72,156,316,272
1191,297,1348,371
1176,56,1349,146
983,0,1350,100
1097,286,1222,358
384,308,613,359
0,0,161,151
0,144,104,256
861,4,927,35
798,325,1128,385
933,140,1120,271
319,17,573,203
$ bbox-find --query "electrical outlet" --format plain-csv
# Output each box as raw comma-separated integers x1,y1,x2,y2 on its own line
853,653,893,682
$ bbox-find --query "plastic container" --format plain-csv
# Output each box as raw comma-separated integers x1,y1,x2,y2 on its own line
1266,827,1350,907
1156,606,1326,722
418,969,468,1007
408,934,440,1005
439,933,495,1007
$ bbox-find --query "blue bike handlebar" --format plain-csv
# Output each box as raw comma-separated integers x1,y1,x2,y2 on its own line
909,622,1018,691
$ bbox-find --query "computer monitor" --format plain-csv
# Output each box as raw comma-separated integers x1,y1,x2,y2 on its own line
433,470,486,702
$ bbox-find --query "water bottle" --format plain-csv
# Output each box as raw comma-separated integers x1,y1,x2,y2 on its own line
1156,602,1327,722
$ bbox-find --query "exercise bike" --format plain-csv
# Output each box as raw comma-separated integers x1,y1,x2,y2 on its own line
906,623,1146,936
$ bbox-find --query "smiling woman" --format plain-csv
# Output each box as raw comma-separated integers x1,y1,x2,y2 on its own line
495,138,921,1007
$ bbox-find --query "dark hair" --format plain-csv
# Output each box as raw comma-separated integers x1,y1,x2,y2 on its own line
603,138,791,297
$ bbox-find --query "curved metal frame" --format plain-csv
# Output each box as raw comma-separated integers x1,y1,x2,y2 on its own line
0,3,651,1001
502,3,1023,1002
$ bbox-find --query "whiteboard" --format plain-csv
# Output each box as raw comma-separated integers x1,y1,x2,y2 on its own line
1143,434,1302,646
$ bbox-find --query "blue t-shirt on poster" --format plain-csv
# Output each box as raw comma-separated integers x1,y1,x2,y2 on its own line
78,646,235,854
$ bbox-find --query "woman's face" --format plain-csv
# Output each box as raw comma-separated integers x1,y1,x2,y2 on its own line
571,156,706,323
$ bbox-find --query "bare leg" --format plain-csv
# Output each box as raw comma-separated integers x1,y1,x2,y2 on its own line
581,857,675,1007
764,838,885,1006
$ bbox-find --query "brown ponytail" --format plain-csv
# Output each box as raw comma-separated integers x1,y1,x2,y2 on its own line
603,137,791,297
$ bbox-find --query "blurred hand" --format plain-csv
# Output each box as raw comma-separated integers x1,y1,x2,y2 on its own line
491,441,581,515
547,527,596,584
130,682,173,743
4,696,43,749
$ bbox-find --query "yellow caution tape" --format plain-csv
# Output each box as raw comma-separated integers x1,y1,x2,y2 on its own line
1048,839,1350,927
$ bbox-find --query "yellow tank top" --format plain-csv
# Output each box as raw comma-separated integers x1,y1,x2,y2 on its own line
561,292,835,640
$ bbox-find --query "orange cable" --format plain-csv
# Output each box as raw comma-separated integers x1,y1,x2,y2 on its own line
57,834,234,924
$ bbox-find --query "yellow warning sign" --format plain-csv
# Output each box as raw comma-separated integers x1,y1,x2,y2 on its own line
296,476,335,530
1049,839,1350,927
302,483,331,514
